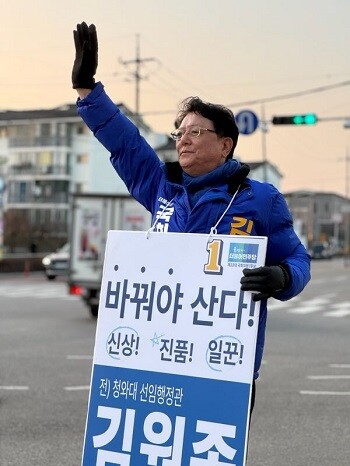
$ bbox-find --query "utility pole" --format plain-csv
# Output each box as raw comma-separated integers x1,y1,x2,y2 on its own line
119,34,157,118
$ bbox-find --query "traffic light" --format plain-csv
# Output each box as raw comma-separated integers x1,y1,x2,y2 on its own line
272,114,317,125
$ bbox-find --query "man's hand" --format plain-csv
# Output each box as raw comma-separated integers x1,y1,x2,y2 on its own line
240,265,289,302
72,22,98,90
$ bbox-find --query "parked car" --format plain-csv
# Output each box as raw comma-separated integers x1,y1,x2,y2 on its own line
42,243,70,280
309,241,333,260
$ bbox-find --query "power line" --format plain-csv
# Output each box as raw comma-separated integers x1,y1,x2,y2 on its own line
141,79,350,117
226,80,350,108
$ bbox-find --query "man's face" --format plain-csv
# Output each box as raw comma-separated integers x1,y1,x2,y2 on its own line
176,113,229,176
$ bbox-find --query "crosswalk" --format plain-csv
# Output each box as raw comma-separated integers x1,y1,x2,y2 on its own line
0,282,78,300
268,294,350,318
0,280,349,318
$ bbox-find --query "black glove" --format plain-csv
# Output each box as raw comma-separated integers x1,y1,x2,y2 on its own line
72,22,98,89
240,265,290,302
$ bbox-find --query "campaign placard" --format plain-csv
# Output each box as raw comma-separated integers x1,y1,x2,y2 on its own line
82,231,267,466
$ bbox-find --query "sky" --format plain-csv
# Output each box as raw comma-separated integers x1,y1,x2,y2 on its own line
1,0,350,197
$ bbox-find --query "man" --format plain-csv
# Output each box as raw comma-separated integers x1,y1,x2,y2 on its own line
72,22,311,411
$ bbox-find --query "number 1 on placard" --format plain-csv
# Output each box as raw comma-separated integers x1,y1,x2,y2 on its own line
204,239,223,275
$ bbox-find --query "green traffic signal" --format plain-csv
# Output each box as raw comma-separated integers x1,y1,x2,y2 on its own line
292,114,317,125
292,115,304,125
272,114,318,125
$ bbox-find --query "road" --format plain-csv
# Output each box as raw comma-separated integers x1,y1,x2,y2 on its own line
0,273,96,466
249,257,350,465
0,259,349,465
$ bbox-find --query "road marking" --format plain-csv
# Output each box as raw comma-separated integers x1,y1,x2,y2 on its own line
67,355,93,360
267,297,300,311
0,385,29,390
64,385,90,391
329,363,350,368
0,283,78,300
289,305,322,315
289,295,336,315
300,390,350,396
329,302,350,309
324,309,350,317
267,295,350,318
307,375,350,380
323,303,350,317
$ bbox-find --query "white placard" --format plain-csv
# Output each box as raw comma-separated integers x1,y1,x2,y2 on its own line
82,231,267,466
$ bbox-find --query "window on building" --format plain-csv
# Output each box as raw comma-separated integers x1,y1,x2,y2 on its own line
41,123,51,137
77,154,89,163
76,123,88,134
14,152,34,169
75,182,87,193
11,124,35,138
58,123,67,137
38,151,53,172
19,182,27,203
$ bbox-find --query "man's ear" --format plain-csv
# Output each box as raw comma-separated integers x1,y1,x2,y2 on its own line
221,137,234,158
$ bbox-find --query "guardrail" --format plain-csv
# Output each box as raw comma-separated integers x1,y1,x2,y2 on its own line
0,253,46,273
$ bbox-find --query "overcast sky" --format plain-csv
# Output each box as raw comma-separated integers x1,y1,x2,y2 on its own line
1,0,350,196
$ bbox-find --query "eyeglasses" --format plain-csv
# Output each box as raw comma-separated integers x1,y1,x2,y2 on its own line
170,125,217,141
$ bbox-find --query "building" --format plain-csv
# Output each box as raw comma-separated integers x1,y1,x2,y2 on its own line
0,103,166,252
245,161,282,188
284,190,350,253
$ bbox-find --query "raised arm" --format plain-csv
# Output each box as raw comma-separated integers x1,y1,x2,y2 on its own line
72,22,98,99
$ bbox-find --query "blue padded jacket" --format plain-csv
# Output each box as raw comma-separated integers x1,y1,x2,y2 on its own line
77,82,311,378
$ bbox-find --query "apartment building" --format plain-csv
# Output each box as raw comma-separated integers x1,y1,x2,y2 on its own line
0,103,166,252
